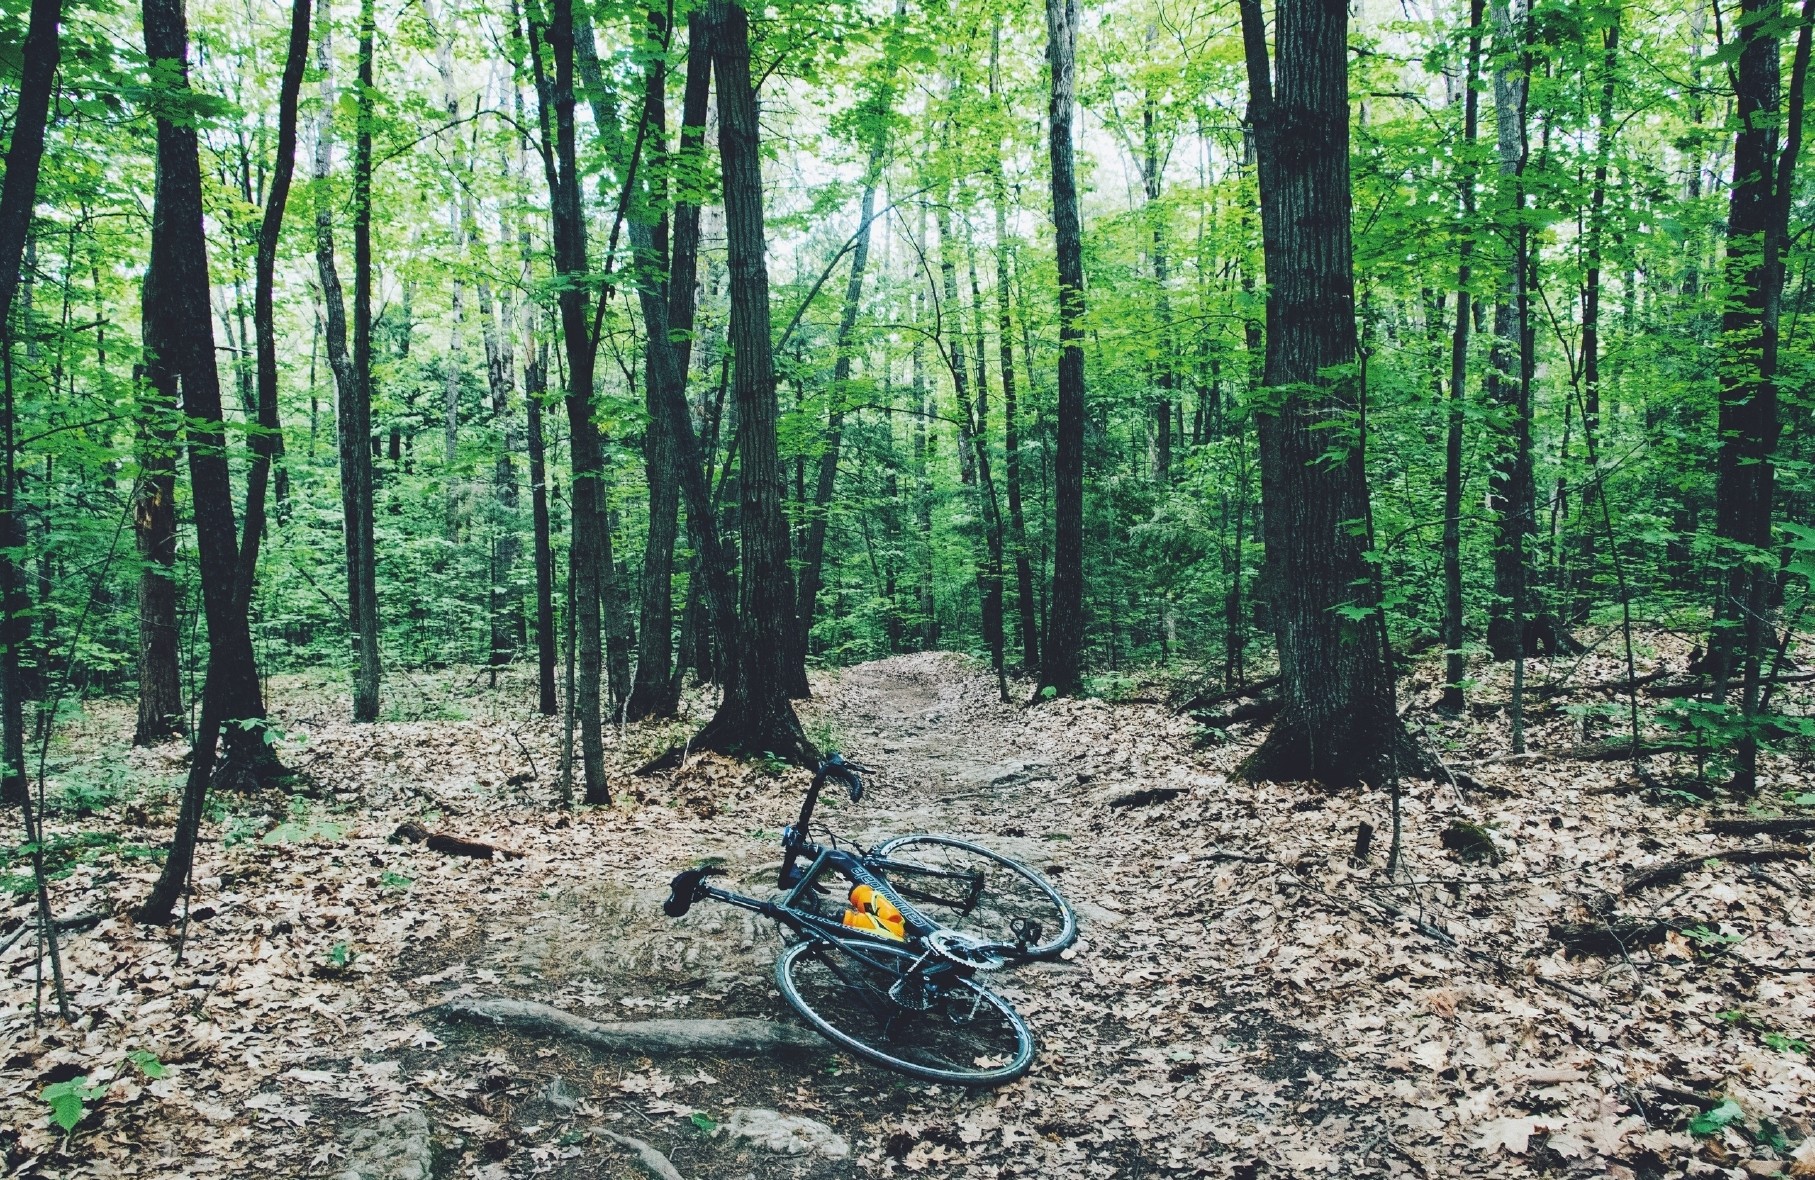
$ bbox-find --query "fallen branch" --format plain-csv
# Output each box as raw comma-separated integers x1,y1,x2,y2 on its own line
599,1130,686,1180
437,996,821,1055
1621,845,1808,895
1107,786,1185,809
1452,739,1696,767
1172,675,1279,713
1549,918,1669,956
1190,696,1283,731
0,912,103,957
1705,818,1815,841
391,822,519,861
1526,668,1667,698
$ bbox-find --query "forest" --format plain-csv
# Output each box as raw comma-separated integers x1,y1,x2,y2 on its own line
2,0,1814,1171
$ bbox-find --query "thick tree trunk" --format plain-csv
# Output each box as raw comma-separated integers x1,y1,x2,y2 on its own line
1039,0,1087,698
137,0,262,921
1235,0,1401,786
691,0,813,764
537,0,609,801
0,0,57,797
525,341,558,715
1441,0,1485,713
1712,0,1813,790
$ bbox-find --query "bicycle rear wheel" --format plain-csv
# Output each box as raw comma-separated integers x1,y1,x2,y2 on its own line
775,938,1034,1086
871,834,1077,959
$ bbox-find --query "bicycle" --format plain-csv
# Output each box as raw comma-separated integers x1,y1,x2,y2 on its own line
662,753,1077,1085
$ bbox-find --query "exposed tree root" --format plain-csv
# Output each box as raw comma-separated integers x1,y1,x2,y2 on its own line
437,996,821,1055
1621,845,1808,895
1171,675,1279,713
599,1130,686,1180
1706,818,1815,840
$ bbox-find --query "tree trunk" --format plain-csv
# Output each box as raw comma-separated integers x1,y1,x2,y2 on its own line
1235,0,1401,786
237,0,309,640
1441,0,1485,712
526,338,558,715
137,0,262,921
346,0,382,720
0,0,57,796
792,175,881,695
1039,0,1087,698
690,0,813,764
1712,0,1813,791
536,0,609,801
1483,0,1536,667
1142,81,1174,483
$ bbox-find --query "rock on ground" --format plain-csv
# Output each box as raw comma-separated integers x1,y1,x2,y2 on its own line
720,1107,851,1159
338,1108,434,1180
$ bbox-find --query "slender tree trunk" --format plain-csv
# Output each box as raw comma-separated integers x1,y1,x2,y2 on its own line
1235,0,1403,785
1574,11,1618,615
137,0,261,921
238,0,309,633
535,0,608,800
1039,0,1087,697
1441,0,1484,713
1483,0,1538,667
346,0,382,720
965,238,1009,690
624,6,695,721
0,0,56,791
0,0,59,793
792,175,881,695
690,0,813,764
912,291,936,650
1142,82,1174,483
526,339,558,715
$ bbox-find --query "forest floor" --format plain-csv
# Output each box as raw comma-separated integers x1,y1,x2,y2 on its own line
3,639,1814,1179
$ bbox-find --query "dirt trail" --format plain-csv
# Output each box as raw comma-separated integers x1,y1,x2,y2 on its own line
11,648,1810,1178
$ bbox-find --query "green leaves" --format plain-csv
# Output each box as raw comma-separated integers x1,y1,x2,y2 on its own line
41,1076,104,1133
1688,1099,1744,1138
128,1050,168,1079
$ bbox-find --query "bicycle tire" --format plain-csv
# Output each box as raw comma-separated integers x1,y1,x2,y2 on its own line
774,938,1034,1086
871,834,1078,959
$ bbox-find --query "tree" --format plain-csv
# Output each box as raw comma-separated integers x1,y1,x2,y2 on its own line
689,0,814,764
1710,0,1814,791
1038,0,1086,699
137,0,263,922
313,0,380,724
1235,0,1401,785
535,0,612,800
0,0,62,806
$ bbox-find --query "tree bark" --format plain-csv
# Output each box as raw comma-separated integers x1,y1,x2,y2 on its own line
346,0,382,720
238,0,309,633
525,338,558,715
1441,0,1485,712
535,0,609,801
1711,0,1814,791
137,0,262,921
1235,0,1400,785
690,0,813,764
0,0,61,794
792,176,881,695
1039,0,1087,698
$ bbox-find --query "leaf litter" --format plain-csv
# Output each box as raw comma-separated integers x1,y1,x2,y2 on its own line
0,640,1811,1178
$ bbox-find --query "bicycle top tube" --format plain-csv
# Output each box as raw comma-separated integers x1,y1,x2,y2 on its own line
781,843,952,944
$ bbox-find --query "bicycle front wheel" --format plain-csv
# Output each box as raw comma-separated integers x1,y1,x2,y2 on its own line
872,834,1078,959
775,938,1034,1086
